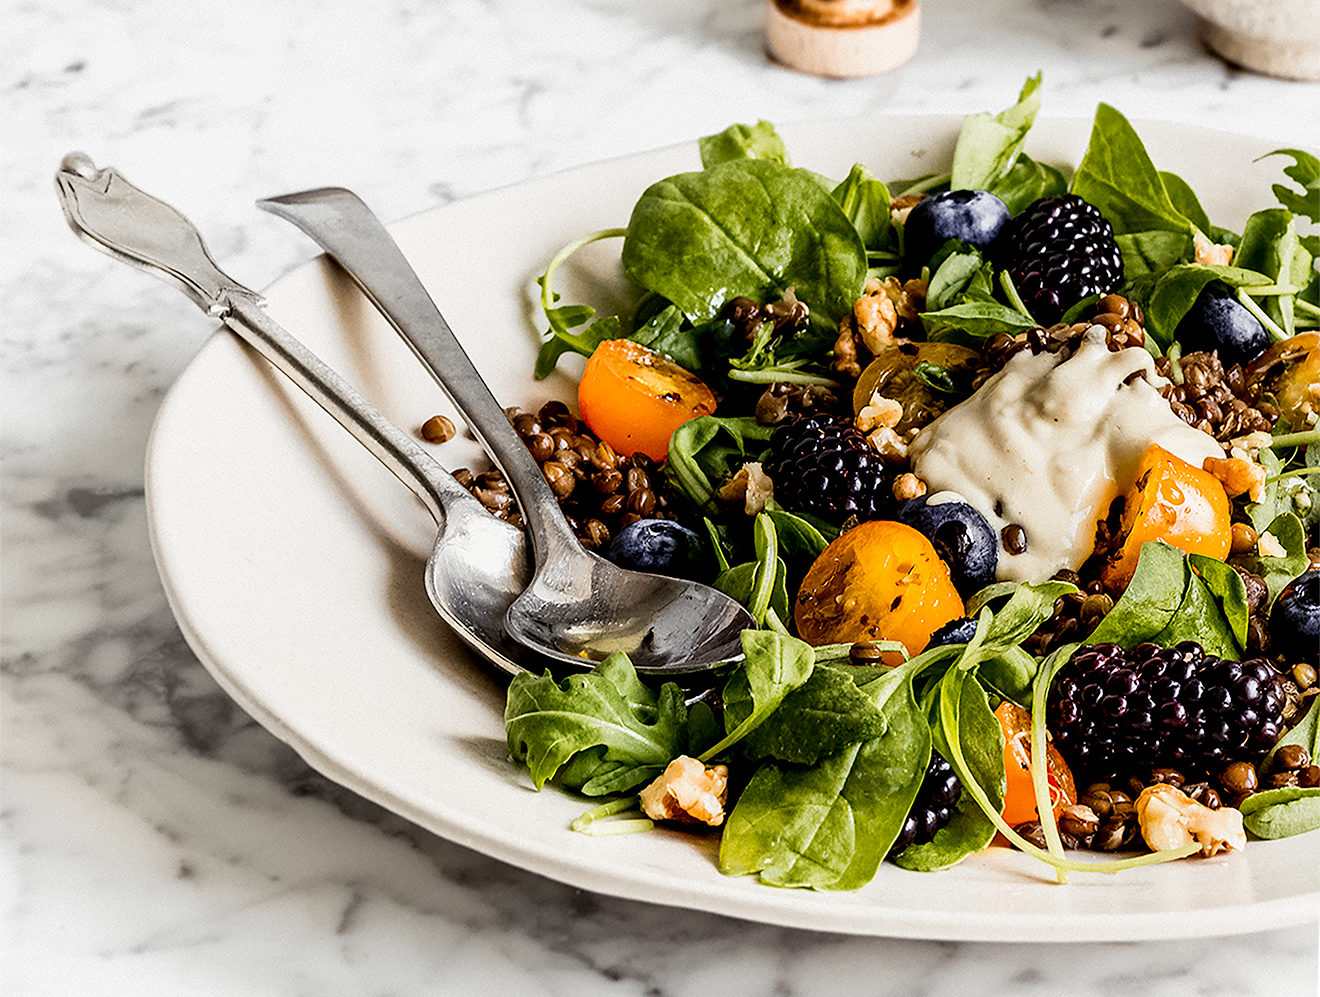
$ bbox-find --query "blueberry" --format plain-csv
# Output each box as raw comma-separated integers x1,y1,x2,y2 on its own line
924,616,978,650
903,189,1011,269
895,496,998,596
605,519,704,578
1174,283,1270,367
1270,570,1319,662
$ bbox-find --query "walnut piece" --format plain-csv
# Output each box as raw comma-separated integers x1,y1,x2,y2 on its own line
832,277,926,376
639,756,730,827
1135,784,1245,857
1193,231,1234,267
717,462,775,515
892,471,927,501
1203,455,1267,503
855,391,903,433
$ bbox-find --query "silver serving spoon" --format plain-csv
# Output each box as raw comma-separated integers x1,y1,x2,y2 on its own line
258,187,753,675
54,152,553,680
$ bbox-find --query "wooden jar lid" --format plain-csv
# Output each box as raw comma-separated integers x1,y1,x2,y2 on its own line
766,0,921,78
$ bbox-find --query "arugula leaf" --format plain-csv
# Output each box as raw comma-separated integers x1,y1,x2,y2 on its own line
1235,208,1310,337
621,159,868,324
740,664,888,765
720,663,930,889
987,153,1067,216
832,163,892,249
699,121,791,168
1239,786,1320,839
1139,264,1272,350
1260,148,1320,224
532,228,628,378
950,72,1043,192
1069,103,1193,237
504,653,688,794
896,669,1003,871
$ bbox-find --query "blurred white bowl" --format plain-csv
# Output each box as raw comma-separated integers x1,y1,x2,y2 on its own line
1179,0,1320,80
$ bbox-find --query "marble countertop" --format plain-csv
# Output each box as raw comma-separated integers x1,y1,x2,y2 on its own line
5,0,1319,993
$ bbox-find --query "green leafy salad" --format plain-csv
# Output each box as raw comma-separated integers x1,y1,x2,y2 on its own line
497,76,1320,891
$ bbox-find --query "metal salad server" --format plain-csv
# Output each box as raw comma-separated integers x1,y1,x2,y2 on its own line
54,151,553,680
257,187,754,676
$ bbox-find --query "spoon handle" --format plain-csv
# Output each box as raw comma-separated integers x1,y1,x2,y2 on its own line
257,188,584,566
54,153,475,525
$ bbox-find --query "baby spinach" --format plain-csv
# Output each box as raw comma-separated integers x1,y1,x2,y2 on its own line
987,153,1067,216
739,664,888,766
505,653,689,795
1069,103,1194,238
1087,542,1241,659
1235,208,1312,338
665,415,774,510
1158,170,1213,234
621,159,868,324
1238,512,1309,606
699,121,790,168
949,72,1043,193
1264,696,1319,777
719,663,930,889
896,669,1003,871
832,163,892,250
701,629,815,761
1115,230,1195,281
1139,264,1271,350
1239,786,1320,840
714,513,789,627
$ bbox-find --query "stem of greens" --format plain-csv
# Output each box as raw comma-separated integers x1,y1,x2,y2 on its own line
1296,299,1320,320
1166,341,1184,387
763,607,792,637
1236,287,1290,343
1265,466,1320,485
571,797,654,835
1267,429,1320,449
1030,643,1080,884
727,368,842,387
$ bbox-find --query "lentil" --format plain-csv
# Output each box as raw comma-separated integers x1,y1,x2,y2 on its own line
420,414,457,443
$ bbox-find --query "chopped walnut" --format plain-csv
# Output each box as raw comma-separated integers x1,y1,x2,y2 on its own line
1226,430,1276,460
889,193,925,226
639,756,729,827
856,391,903,433
866,426,908,462
1203,455,1267,503
832,277,926,377
892,472,927,501
1135,784,1245,857
1258,530,1287,558
1193,231,1235,267
717,462,775,515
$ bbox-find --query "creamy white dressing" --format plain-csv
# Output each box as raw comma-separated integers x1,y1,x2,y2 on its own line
908,328,1224,582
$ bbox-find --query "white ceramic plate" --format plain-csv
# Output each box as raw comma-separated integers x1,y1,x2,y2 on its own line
146,116,1320,942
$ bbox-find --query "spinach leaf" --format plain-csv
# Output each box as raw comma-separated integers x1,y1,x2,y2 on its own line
699,121,791,168
1087,542,1241,658
1260,148,1320,224
1140,264,1272,350
1069,103,1193,237
702,629,815,760
950,72,1043,192
987,153,1067,216
714,513,789,626
741,664,888,765
505,653,687,794
1157,170,1212,234
922,299,1038,338
627,303,736,373
1235,208,1306,337
1187,553,1250,649
765,509,836,560
621,159,868,324
896,669,1003,871
1115,230,1194,281
832,163,891,249
665,415,774,509
1239,786,1320,839
926,250,986,310
720,664,930,889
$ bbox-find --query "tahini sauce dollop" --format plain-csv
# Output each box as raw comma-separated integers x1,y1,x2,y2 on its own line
908,328,1223,582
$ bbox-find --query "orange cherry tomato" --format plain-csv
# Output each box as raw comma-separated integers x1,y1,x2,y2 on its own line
995,701,1076,827
793,520,966,663
577,340,717,462
1100,443,1231,592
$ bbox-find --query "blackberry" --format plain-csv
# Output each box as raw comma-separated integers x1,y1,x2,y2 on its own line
1047,641,1286,784
889,751,961,856
999,194,1124,324
762,413,888,523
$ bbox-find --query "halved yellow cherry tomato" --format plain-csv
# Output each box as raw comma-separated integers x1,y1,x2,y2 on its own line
793,520,966,663
995,701,1076,827
1101,443,1231,592
577,340,717,462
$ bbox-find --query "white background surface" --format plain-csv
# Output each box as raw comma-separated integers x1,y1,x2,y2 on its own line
5,1,1320,994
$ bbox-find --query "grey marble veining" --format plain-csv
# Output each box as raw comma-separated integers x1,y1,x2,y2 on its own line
4,1,1319,993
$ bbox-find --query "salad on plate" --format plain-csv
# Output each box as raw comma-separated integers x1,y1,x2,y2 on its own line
443,77,1319,891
